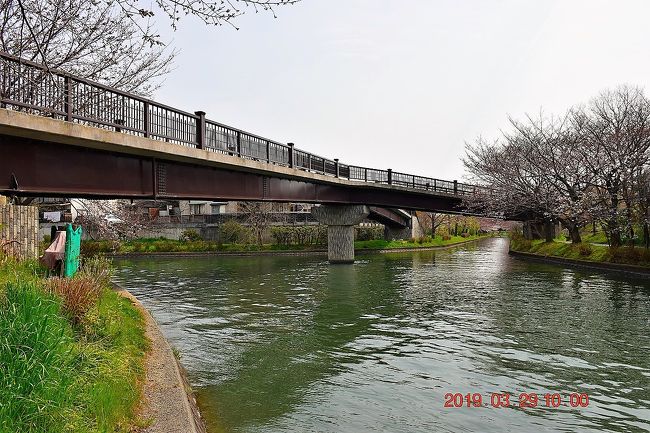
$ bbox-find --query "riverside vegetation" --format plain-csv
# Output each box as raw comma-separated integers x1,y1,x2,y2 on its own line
509,230,650,268
79,222,491,255
0,256,147,433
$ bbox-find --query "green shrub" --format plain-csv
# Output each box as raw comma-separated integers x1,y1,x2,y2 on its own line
356,226,383,241
81,240,117,256
578,243,592,256
509,229,532,251
219,220,251,244
179,229,202,242
607,246,641,264
270,225,327,246
436,225,451,239
641,248,650,264
271,226,292,245
316,226,328,245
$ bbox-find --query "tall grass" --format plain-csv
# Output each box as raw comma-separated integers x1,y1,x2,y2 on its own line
0,259,42,296
44,276,103,325
76,290,148,432
0,282,77,433
0,260,148,433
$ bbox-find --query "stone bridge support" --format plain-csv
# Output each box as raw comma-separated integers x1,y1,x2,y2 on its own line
384,212,426,241
312,204,369,264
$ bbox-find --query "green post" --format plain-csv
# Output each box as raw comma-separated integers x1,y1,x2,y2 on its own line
64,223,82,277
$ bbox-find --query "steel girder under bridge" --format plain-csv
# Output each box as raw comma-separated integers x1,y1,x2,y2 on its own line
0,124,463,214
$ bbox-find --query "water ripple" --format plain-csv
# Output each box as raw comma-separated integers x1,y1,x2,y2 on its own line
114,238,650,433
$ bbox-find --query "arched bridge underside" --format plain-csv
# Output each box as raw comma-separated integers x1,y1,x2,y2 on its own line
0,110,471,215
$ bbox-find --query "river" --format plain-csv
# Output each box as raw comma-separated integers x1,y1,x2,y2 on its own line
113,238,650,433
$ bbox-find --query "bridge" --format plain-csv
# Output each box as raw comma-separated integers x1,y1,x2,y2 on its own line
0,52,484,263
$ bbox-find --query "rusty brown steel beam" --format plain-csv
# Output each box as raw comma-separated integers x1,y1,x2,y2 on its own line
368,206,411,228
0,51,484,199
0,135,470,214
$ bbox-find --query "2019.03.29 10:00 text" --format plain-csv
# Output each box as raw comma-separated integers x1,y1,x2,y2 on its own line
443,392,590,408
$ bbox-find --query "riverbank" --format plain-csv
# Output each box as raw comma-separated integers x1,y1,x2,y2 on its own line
509,238,650,277
357,235,492,254
84,234,493,258
118,289,206,433
0,258,148,432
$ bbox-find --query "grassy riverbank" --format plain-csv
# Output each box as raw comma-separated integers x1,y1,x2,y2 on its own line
0,259,147,433
81,234,492,255
510,236,650,268
354,234,489,250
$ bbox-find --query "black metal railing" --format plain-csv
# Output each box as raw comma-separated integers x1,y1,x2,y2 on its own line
0,51,479,197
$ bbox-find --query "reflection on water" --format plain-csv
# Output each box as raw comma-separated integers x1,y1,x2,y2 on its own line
114,238,650,433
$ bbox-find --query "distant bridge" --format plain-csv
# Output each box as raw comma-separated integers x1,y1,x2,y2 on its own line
0,52,486,262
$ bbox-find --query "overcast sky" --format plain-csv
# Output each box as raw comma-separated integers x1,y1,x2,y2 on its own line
153,0,650,181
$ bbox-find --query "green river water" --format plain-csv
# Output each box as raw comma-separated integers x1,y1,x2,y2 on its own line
114,238,650,433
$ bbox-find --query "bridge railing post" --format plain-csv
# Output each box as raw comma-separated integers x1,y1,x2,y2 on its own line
453,180,458,195
334,158,339,178
195,111,206,149
143,101,150,137
266,140,271,163
64,76,72,121
364,168,368,182
236,131,242,156
387,169,392,185
288,142,295,168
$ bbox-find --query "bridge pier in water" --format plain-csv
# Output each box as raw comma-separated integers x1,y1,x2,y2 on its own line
311,205,369,264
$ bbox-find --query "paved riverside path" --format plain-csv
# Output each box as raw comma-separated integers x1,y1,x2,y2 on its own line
118,289,206,433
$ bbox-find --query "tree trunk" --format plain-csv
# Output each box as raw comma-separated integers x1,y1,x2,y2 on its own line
608,189,621,248
567,223,582,243
644,222,649,249
543,220,555,242
628,226,635,247
608,222,622,248
627,207,635,247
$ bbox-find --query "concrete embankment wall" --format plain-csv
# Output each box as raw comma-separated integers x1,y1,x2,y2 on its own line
0,203,39,259
509,249,650,278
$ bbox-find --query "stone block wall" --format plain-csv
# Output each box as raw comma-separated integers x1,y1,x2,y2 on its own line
0,204,39,259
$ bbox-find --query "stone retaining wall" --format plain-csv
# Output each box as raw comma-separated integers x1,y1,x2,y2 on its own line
0,204,39,259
